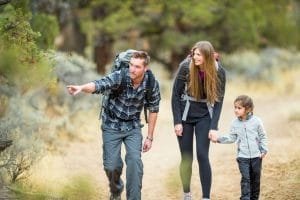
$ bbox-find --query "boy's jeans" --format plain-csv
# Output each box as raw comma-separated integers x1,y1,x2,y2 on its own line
237,157,262,200
102,126,143,200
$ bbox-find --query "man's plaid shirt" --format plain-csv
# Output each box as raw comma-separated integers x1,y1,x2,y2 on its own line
93,69,160,131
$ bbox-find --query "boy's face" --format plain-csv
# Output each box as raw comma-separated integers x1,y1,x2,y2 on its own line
234,101,247,119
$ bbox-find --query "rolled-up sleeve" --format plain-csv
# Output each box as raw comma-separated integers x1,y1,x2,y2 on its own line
147,80,161,113
92,71,122,94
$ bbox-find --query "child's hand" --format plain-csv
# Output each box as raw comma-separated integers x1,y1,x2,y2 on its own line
208,130,218,142
260,152,267,159
209,131,218,143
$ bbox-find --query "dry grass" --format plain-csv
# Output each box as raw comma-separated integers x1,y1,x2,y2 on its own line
11,174,102,200
262,158,300,199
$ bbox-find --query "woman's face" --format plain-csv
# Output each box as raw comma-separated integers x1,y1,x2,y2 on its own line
193,48,205,66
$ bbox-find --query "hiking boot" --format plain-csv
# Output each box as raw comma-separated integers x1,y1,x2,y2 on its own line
110,193,121,200
183,192,192,200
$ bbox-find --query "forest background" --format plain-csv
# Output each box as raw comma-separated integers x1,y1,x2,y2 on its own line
0,0,299,199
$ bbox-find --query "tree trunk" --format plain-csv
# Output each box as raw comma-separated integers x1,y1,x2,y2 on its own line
57,16,86,54
30,0,87,54
169,49,189,76
93,32,114,74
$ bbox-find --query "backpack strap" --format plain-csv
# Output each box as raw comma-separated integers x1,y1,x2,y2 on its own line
109,68,128,99
99,68,128,119
102,68,156,124
177,57,191,82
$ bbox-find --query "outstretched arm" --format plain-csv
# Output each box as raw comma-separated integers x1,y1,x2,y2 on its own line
67,82,96,96
217,128,238,144
67,70,124,96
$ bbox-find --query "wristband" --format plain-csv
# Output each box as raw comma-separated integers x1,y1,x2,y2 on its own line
146,136,153,142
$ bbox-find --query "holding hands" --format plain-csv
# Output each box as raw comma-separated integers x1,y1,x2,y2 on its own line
174,124,183,136
209,130,218,143
175,125,219,143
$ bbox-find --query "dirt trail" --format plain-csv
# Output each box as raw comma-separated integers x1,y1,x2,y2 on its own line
140,95,300,200
31,93,300,200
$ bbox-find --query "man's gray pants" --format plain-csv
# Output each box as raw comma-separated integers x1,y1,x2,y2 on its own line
102,126,143,200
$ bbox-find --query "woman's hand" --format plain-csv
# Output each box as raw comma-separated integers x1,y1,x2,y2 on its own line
174,124,183,136
208,130,218,142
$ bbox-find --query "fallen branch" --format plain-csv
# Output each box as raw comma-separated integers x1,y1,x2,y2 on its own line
0,140,12,152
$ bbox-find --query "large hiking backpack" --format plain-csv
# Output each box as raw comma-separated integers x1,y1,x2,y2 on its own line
101,49,156,123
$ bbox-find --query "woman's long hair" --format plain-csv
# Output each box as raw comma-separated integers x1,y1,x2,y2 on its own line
188,41,219,104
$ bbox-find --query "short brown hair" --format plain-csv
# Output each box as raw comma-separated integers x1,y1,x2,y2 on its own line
132,51,150,66
234,95,254,113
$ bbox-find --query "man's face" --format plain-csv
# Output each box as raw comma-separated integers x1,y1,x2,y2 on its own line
129,57,147,82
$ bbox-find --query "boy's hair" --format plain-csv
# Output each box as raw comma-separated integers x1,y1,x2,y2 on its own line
132,51,150,66
234,95,254,113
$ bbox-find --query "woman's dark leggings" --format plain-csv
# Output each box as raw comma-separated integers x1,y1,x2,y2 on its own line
177,116,211,198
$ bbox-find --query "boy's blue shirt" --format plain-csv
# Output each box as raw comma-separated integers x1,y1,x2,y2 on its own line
218,115,268,158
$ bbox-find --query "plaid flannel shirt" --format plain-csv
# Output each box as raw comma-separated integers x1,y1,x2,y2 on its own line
93,69,160,131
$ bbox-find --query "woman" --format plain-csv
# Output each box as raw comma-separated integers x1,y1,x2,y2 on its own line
171,41,226,200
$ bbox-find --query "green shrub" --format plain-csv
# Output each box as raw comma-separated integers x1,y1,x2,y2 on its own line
0,3,54,91
31,13,59,49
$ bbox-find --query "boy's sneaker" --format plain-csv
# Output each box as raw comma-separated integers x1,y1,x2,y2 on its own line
183,192,192,200
110,193,121,200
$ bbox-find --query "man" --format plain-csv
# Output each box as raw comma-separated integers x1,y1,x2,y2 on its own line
67,51,160,200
